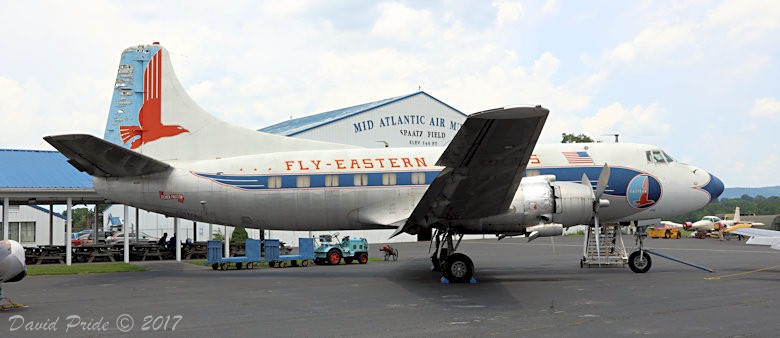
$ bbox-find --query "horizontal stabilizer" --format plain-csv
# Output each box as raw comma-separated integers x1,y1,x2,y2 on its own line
44,134,171,177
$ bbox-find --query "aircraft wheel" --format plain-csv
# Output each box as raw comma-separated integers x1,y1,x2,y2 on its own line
628,251,652,273
442,253,474,283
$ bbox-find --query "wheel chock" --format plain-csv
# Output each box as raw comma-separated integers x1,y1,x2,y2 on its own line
440,277,450,284
469,277,477,284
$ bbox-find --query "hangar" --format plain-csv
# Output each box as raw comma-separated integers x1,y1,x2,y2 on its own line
2,91,467,248
260,91,466,148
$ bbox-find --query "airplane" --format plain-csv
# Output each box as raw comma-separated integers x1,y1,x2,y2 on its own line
43,43,724,282
0,240,27,309
728,228,780,250
688,207,764,233
660,220,690,228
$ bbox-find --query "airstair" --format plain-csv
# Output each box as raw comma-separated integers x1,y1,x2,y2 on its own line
581,224,628,268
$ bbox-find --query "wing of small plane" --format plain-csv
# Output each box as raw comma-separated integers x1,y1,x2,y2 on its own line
44,134,171,177
391,106,548,237
729,228,780,250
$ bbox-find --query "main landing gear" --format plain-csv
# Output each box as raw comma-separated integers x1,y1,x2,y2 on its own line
430,228,475,283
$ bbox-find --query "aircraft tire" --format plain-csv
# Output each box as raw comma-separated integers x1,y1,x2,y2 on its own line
442,253,474,283
628,251,652,273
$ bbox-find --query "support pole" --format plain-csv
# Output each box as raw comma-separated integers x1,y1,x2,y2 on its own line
208,223,212,240
174,218,181,262
49,204,54,245
66,197,72,266
123,205,130,263
193,221,197,242
2,197,8,240
135,207,139,243
224,225,229,258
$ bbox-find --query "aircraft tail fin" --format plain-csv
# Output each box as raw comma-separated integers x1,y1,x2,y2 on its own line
103,43,357,162
734,207,741,222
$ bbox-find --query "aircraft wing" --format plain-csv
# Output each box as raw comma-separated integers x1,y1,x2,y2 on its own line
730,228,780,250
391,106,548,237
44,134,171,177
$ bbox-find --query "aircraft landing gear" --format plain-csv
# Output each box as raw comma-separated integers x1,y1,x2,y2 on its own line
430,228,475,283
628,227,652,273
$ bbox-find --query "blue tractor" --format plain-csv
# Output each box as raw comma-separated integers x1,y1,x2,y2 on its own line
314,233,369,265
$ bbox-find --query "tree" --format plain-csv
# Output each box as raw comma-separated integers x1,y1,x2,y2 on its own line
211,227,249,242
561,133,594,143
61,207,94,231
231,226,248,242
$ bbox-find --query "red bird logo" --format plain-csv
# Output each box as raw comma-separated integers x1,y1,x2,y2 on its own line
634,176,655,207
120,50,188,149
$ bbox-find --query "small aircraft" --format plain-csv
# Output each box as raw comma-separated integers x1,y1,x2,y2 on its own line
0,240,27,309
44,43,724,282
688,207,764,232
728,228,780,250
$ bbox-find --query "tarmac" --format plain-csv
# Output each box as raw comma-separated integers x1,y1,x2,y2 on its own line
4,235,780,337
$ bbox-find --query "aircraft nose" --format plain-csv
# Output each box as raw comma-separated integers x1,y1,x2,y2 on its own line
702,173,724,202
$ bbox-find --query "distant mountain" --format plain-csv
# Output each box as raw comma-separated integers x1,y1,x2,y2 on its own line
722,186,780,199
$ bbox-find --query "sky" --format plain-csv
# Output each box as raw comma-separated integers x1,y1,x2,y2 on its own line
0,0,778,187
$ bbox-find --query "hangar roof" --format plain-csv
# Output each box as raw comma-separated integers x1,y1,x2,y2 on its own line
0,149,92,188
0,149,102,205
259,91,465,136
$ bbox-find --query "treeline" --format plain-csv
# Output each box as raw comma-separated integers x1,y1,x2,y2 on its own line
668,195,780,222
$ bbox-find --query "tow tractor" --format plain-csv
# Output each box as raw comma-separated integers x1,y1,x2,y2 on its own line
314,233,369,265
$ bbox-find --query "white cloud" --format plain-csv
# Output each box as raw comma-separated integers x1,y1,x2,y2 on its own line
580,102,670,138
541,0,559,17
371,2,436,39
749,97,780,118
492,1,523,25
609,23,697,65
706,0,780,42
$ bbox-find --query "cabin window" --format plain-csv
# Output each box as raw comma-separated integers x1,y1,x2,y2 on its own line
268,176,282,188
325,175,339,187
662,151,674,163
411,172,426,184
382,173,397,185
354,174,368,186
652,151,666,163
296,175,310,188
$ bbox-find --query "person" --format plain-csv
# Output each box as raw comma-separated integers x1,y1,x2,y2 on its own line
158,232,168,249
718,222,725,241
169,233,177,253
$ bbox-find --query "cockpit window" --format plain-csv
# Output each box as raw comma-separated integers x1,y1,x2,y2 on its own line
646,150,674,164
662,151,674,163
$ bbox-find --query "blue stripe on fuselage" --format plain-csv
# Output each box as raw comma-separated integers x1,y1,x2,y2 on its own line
193,166,646,197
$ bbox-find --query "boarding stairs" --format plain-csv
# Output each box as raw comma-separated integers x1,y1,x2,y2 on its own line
581,224,628,268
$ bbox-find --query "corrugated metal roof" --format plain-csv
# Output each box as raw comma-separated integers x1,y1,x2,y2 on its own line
259,91,465,136
0,149,93,188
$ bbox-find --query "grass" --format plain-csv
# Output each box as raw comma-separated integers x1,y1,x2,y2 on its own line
27,263,147,276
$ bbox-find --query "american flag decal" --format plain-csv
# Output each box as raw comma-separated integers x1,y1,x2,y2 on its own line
562,151,594,164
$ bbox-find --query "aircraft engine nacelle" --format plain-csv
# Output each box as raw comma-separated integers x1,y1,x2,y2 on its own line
462,175,595,233
0,240,27,283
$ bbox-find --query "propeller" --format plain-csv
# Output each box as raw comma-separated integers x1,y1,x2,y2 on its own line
582,164,611,259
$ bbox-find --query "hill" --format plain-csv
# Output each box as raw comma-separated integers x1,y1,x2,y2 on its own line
722,186,780,199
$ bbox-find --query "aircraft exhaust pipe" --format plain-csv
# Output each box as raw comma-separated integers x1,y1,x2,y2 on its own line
526,224,563,242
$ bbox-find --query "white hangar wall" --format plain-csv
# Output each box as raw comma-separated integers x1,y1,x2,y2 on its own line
293,93,467,148
0,205,67,246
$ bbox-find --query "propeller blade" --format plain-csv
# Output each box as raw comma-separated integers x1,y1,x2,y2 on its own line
594,164,611,199
581,173,594,198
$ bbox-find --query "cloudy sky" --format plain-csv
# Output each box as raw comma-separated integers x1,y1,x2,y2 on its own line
0,1,778,187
